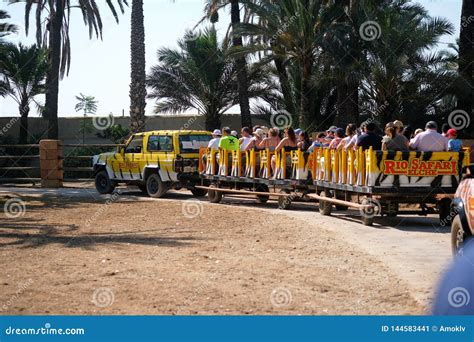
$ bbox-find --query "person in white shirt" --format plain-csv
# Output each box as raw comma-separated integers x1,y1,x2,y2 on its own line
409,121,448,152
208,129,222,150
239,127,253,151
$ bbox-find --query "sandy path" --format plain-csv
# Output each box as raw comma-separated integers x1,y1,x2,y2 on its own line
0,187,425,315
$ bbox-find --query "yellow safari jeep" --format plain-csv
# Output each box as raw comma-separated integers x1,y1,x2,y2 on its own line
92,130,211,197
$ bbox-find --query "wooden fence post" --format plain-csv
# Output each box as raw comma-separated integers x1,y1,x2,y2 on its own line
39,140,63,188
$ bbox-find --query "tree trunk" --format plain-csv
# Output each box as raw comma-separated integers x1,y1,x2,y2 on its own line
129,0,147,133
336,82,359,126
274,56,295,116
299,57,313,128
44,0,64,139
205,108,221,132
458,0,473,134
19,102,30,144
230,0,252,128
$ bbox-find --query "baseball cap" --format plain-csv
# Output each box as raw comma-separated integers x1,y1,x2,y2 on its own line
295,128,302,135
231,130,238,137
335,128,345,136
447,128,457,137
327,126,337,133
212,129,222,136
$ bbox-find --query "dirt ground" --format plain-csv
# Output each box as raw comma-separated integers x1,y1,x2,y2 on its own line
0,189,424,315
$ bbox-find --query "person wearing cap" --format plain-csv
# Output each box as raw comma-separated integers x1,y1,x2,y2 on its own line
326,126,337,139
219,127,239,151
231,130,238,137
382,122,409,151
328,128,345,149
244,128,265,152
208,129,222,150
409,121,448,152
447,129,462,152
441,123,450,137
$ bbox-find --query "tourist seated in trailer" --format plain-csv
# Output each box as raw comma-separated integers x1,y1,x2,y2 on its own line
355,122,382,150
219,127,239,151
297,131,312,151
244,128,266,152
414,128,424,137
308,132,327,152
337,124,357,150
441,123,450,137
402,125,414,140
239,127,253,152
382,123,409,151
208,129,222,150
328,128,345,149
259,127,281,151
344,122,367,151
271,127,298,174
447,129,463,152
392,120,404,135
409,121,448,152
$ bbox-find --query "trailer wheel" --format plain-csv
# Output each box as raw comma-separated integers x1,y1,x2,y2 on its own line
208,185,223,204
255,184,270,203
319,191,332,216
278,191,292,210
438,198,452,225
360,198,378,226
451,215,467,255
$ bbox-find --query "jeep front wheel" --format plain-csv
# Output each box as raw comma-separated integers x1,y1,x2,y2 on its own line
95,170,115,194
146,174,168,198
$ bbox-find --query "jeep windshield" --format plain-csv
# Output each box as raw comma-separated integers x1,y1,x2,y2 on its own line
179,134,211,153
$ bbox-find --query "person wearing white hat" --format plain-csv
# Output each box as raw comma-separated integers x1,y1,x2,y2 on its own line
244,128,265,151
208,129,222,150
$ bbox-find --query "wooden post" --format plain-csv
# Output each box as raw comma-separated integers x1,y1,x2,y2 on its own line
39,139,63,188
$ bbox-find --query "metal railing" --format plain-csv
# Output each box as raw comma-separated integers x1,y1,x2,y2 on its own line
0,144,41,184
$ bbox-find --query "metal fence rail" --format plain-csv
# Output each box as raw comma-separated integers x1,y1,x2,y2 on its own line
0,144,40,184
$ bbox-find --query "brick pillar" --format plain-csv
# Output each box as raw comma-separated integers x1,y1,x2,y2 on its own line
39,140,63,188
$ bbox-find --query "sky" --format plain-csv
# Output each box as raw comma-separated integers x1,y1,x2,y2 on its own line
0,0,464,118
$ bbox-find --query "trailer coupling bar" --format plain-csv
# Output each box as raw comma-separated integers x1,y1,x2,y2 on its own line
306,194,373,209
195,186,291,197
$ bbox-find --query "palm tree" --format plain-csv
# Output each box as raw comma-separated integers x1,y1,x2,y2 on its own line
235,0,335,127
0,10,18,44
75,93,98,144
205,0,252,128
147,27,271,130
129,0,146,133
0,43,48,144
458,0,473,131
18,0,127,139
360,1,454,124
